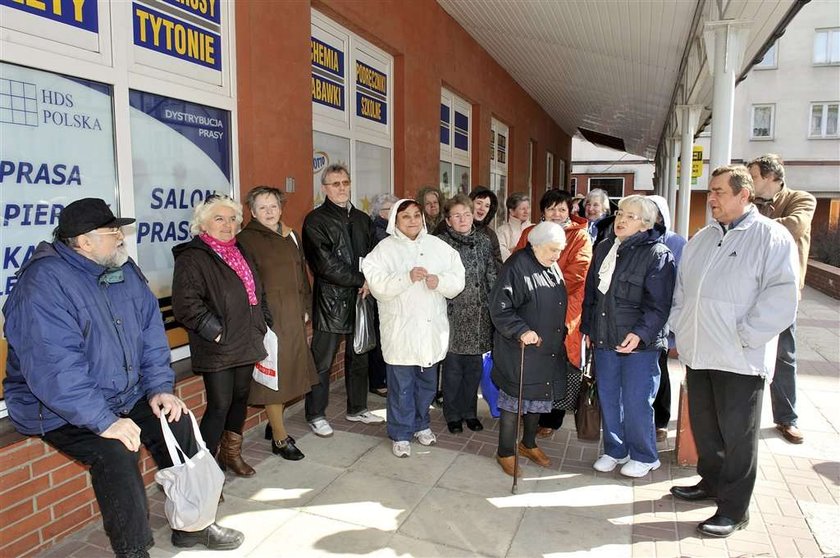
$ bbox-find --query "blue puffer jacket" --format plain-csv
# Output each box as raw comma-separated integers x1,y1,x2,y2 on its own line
3,241,173,436
581,225,675,352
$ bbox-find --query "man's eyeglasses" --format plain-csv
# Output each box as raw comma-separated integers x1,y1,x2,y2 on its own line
88,228,123,236
614,210,643,222
326,180,351,188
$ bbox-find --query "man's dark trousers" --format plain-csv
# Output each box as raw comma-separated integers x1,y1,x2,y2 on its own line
42,398,198,555
306,329,370,422
687,367,764,522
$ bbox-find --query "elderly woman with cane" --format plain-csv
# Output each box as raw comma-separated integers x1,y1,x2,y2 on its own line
489,221,568,478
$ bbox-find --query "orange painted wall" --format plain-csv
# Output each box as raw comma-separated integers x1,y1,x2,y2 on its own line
236,0,571,231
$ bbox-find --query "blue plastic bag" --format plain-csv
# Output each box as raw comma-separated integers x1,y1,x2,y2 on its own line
480,351,501,418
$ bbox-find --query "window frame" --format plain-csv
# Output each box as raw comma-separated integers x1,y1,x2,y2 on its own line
808,101,840,139
750,103,776,141
588,176,625,199
813,28,840,66
754,42,778,70
439,87,471,197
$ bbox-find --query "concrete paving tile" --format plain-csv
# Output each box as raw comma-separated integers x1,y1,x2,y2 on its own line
398,486,525,558
150,495,297,557
377,534,492,557
350,439,457,486
436,452,543,498
252,513,392,557
302,469,430,530
222,457,343,508
508,507,632,557
299,430,383,469
799,499,840,556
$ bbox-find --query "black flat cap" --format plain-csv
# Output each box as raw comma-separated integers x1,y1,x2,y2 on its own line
57,198,135,238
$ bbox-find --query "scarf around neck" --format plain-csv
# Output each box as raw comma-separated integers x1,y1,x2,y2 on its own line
199,233,258,305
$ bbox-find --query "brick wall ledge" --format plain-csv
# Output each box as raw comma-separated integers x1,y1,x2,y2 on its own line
805,259,840,300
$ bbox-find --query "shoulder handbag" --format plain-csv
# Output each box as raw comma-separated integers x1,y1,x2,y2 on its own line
353,293,377,354
154,411,225,531
574,350,602,441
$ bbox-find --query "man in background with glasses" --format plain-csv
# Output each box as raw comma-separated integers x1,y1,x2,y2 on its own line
302,164,385,438
3,198,243,557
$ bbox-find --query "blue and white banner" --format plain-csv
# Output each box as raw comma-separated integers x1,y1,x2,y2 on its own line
0,63,117,312
129,90,231,297
132,2,221,71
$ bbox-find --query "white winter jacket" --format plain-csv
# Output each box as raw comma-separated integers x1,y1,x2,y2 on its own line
362,200,465,367
668,206,799,380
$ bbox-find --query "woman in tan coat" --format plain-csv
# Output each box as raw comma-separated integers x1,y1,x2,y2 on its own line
238,187,318,460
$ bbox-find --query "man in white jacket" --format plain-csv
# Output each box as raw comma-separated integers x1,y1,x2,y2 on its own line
668,165,799,538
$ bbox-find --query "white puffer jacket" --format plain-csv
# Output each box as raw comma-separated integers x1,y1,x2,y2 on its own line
362,199,465,367
668,206,799,380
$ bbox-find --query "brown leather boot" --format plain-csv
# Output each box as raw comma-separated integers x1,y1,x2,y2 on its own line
496,455,521,477
518,443,551,468
217,431,256,477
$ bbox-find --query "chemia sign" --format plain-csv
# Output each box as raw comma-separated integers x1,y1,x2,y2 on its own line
313,151,328,174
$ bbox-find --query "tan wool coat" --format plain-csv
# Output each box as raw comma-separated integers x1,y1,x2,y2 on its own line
237,219,318,405
759,186,816,289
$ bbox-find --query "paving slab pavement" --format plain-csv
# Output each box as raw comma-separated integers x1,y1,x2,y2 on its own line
37,287,839,557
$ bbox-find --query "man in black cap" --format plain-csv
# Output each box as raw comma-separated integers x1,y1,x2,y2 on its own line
2,198,244,558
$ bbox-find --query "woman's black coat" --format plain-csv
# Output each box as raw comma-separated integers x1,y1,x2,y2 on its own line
489,247,567,401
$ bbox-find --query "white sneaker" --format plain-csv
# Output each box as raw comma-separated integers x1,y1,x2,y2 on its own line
593,454,630,472
392,441,411,458
346,410,385,424
308,418,333,437
413,428,436,446
620,459,661,478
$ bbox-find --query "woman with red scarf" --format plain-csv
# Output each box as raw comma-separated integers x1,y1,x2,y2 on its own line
172,194,271,478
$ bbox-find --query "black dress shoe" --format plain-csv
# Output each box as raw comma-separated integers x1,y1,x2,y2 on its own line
171,523,244,550
697,514,749,538
272,436,305,461
670,484,716,501
465,418,484,432
447,420,463,433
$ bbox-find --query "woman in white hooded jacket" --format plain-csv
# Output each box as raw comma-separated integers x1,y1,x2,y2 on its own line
362,199,465,458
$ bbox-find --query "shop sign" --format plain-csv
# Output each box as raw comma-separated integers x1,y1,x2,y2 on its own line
0,0,99,33
311,36,345,112
128,90,231,297
132,1,221,71
355,60,386,125
0,62,117,307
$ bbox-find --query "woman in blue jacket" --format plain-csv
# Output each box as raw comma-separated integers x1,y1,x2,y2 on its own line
581,195,675,478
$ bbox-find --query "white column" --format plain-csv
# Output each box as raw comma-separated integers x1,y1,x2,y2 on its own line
676,105,702,238
667,136,680,220
704,20,751,171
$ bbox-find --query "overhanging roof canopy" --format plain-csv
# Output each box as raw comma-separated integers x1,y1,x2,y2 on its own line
437,0,803,158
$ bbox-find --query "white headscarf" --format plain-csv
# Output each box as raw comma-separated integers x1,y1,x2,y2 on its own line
597,238,621,294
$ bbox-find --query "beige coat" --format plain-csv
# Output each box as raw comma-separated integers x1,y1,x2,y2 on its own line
237,219,318,405
758,186,816,289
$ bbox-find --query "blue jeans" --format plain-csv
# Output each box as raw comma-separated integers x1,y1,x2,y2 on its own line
595,349,661,464
770,323,797,426
386,364,438,442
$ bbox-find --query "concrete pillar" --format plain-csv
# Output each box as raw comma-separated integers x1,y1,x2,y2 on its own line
676,105,702,238
704,20,751,171
667,136,680,221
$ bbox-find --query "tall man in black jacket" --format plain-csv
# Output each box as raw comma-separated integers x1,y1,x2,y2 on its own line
302,164,385,436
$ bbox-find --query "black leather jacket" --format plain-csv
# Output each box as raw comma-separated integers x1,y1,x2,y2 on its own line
302,198,371,334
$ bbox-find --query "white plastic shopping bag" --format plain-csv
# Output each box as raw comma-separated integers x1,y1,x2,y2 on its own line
253,328,279,390
154,411,224,531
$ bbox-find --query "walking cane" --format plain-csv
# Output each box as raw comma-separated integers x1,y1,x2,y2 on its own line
513,336,541,495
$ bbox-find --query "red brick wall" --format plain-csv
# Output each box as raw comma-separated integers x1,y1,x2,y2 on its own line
805,259,840,300
0,374,266,557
